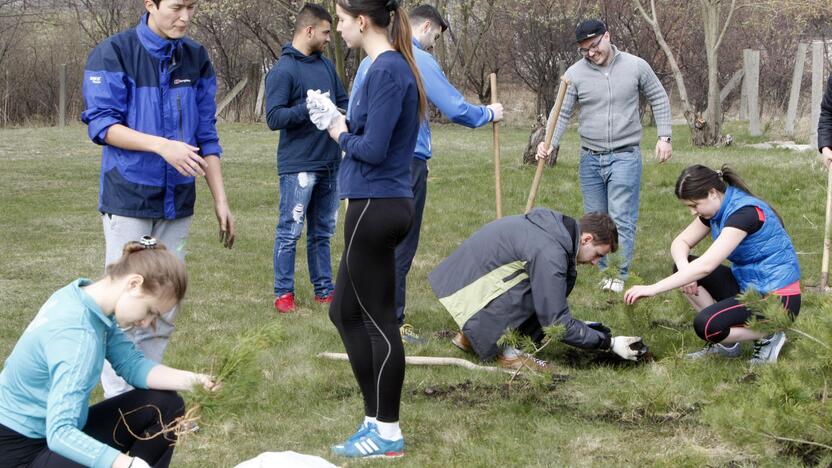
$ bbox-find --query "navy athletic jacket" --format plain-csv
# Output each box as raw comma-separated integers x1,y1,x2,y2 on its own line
338,51,419,199
81,14,221,220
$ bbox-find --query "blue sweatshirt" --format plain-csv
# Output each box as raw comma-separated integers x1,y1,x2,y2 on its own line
338,50,420,199
0,279,157,468
348,39,493,160
266,43,349,175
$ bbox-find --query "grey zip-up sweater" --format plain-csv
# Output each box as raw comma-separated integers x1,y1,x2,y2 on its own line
429,209,612,361
549,46,671,152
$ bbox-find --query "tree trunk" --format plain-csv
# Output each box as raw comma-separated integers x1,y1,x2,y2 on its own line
434,0,449,71
330,0,347,84
634,0,736,147
698,0,723,145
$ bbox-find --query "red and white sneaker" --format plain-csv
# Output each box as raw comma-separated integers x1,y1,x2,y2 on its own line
274,293,296,313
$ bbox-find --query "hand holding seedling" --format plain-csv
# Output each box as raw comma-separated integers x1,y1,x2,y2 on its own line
193,373,222,392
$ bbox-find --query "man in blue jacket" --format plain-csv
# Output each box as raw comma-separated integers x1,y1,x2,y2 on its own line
82,0,235,398
266,3,349,313
348,4,504,343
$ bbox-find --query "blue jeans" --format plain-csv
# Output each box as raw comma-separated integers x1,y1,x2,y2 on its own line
274,170,339,297
394,158,428,324
579,147,642,279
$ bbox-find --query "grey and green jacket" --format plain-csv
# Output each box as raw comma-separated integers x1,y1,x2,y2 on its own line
429,208,612,361
549,46,671,152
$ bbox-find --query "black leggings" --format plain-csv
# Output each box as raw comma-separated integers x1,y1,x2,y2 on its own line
329,198,413,423
0,389,184,468
674,257,800,343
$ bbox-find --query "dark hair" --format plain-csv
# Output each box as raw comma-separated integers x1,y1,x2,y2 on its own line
106,240,188,303
579,212,619,252
675,164,783,224
295,3,333,35
336,0,427,119
409,4,448,32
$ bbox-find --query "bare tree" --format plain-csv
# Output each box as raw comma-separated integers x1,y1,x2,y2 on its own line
511,0,599,115
71,0,141,45
633,0,738,146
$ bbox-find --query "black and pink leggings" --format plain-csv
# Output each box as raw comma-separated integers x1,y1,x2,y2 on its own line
674,257,800,343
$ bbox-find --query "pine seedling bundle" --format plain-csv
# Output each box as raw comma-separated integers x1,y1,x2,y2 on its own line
186,321,283,419
115,323,283,444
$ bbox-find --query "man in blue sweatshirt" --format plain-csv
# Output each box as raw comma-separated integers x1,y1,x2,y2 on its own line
266,3,349,313
348,4,504,343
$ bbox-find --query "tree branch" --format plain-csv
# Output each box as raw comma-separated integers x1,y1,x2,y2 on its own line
714,0,737,51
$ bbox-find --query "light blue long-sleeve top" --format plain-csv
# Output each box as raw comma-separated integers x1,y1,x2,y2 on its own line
348,38,494,161
0,279,158,468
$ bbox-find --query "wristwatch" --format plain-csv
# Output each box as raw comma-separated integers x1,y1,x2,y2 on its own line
658,136,672,143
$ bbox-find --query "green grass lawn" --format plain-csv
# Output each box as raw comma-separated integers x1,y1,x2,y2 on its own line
1,121,831,467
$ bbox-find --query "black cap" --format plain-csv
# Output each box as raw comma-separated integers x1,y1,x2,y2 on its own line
575,19,606,43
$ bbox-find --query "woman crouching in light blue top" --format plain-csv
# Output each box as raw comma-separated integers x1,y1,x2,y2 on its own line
0,237,218,468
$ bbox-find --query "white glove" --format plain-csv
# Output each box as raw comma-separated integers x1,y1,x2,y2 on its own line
131,457,151,468
306,89,342,130
610,336,643,361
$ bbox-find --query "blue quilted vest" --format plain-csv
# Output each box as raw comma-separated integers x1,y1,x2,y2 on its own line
710,185,800,294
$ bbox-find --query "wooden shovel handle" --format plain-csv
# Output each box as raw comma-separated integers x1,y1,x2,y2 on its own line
491,73,502,219
822,168,832,288
525,77,570,213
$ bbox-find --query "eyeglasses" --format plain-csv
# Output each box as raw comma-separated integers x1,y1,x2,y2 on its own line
578,35,604,57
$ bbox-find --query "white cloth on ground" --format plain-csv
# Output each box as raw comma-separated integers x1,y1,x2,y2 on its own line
234,451,337,468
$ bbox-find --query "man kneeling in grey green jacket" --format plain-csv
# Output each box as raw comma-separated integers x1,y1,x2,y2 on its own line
429,209,644,372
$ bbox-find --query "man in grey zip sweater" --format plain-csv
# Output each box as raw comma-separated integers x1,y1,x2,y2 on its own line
537,20,672,293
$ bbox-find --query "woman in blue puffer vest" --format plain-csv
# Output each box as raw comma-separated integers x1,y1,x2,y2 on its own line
624,165,800,364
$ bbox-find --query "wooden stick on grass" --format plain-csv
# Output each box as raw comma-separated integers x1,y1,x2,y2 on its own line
318,352,515,374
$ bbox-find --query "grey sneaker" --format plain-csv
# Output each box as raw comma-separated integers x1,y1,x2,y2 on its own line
685,342,741,360
749,331,787,365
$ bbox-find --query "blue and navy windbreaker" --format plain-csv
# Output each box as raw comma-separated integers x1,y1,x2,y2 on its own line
710,185,801,294
81,14,221,220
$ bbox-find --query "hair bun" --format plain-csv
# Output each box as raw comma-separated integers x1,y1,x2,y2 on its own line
385,0,398,11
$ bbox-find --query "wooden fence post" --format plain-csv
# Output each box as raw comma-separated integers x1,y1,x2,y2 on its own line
811,41,824,149
743,49,761,136
785,42,808,137
719,68,744,104
739,67,748,120
254,62,267,121
58,64,67,128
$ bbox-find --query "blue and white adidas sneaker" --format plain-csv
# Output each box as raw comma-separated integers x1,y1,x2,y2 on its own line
331,421,373,452
331,424,405,458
